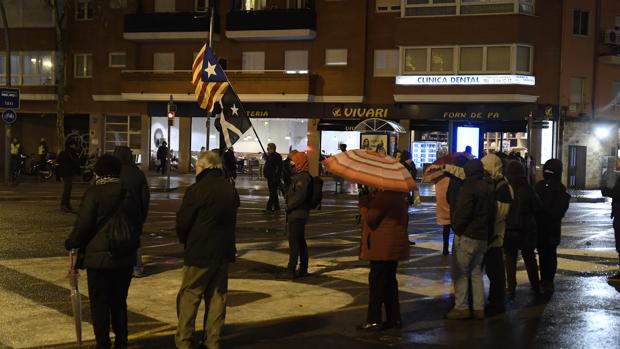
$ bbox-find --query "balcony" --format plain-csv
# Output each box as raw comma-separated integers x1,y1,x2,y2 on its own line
225,8,316,41
119,70,315,102
123,12,219,41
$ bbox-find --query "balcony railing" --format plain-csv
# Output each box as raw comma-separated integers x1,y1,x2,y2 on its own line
123,11,219,40
402,0,535,17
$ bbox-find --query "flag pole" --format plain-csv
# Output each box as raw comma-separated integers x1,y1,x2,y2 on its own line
205,2,215,151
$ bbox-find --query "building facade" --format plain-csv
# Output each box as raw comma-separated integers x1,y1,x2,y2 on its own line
1,0,616,187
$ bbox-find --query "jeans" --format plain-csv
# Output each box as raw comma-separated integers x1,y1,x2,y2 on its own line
442,225,452,252
453,235,487,311
61,175,73,208
287,218,308,273
367,261,400,324
266,179,280,210
86,268,133,349
157,159,167,174
504,247,540,292
176,264,228,349
484,247,506,308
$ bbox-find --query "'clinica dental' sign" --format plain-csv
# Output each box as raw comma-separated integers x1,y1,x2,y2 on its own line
395,74,536,86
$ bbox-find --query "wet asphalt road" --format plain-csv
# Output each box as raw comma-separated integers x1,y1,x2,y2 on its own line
0,175,619,349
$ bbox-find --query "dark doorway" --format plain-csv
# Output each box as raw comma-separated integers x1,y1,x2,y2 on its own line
568,145,587,189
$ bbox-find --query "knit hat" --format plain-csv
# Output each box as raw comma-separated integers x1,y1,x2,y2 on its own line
94,154,122,177
506,160,525,177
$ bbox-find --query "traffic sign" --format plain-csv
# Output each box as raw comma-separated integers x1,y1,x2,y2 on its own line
0,88,19,109
2,109,17,124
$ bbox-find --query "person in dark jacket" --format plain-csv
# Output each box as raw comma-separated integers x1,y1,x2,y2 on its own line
536,159,570,295
609,174,620,282
263,143,283,213
57,142,81,212
65,154,141,349
357,189,409,331
445,155,469,255
156,141,168,175
280,151,312,279
113,146,150,278
447,160,495,320
282,150,299,197
504,160,542,298
175,151,240,349
223,147,237,180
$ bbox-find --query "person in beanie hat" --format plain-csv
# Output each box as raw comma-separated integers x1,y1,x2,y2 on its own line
535,159,570,295
504,160,542,298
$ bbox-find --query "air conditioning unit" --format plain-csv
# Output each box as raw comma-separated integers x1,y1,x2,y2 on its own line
604,29,620,45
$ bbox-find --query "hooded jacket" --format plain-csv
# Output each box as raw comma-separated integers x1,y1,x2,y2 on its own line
481,154,513,248
505,161,542,250
535,159,570,246
452,160,495,241
286,152,312,220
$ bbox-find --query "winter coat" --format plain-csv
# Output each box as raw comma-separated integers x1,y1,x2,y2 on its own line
435,177,451,225
156,145,168,160
223,150,237,179
505,174,541,250
286,171,311,220
65,181,140,269
535,159,570,247
176,169,240,267
263,151,283,181
481,154,513,248
452,160,495,241
57,149,81,177
359,190,409,261
119,164,150,225
612,176,620,219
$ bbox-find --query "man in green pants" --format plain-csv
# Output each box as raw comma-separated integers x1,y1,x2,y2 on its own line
175,151,240,349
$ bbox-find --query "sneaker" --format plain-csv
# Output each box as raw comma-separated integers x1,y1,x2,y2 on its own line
608,272,620,282
356,322,383,332
445,308,471,320
472,310,485,320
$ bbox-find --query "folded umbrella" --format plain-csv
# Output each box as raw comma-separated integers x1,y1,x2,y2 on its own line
68,249,82,347
322,149,416,193
422,152,471,183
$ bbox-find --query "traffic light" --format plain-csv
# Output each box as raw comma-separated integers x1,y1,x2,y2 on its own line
167,101,176,126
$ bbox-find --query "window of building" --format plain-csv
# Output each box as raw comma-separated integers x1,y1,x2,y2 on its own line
242,0,266,11
459,47,483,72
403,0,534,17
153,52,175,71
0,0,53,27
109,52,127,68
486,46,511,72
0,51,55,85
285,50,308,73
374,49,399,77
376,0,400,13
612,81,620,112
403,48,427,73
109,0,128,9
430,48,454,72
573,10,589,36
105,115,142,154
242,51,265,72
570,77,585,105
74,54,93,78
516,45,531,73
325,49,348,66
76,0,94,20
154,0,176,12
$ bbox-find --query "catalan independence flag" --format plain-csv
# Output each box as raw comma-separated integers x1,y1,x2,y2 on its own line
192,44,229,112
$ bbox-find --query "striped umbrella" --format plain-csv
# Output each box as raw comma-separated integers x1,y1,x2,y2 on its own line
323,149,416,193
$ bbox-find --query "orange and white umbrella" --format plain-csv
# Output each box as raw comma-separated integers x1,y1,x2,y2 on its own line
323,149,416,193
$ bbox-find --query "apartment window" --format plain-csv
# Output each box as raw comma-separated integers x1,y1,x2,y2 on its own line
0,0,53,28
109,0,128,9
104,115,142,153
74,54,93,78
242,52,265,72
285,50,308,73
570,77,585,105
516,45,531,73
376,0,400,13
459,47,483,72
325,49,348,66
154,0,176,12
573,10,589,36
486,46,511,72
0,51,55,85
403,0,534,17
76,0,94,20
153,52,175,71
374,49,398,77
109,52,127,68
403,48,427,73
430,48,454,72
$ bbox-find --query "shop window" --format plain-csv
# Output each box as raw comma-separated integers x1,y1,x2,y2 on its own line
325,49,348,66
74,53,93,78
104,115,142,154
516,45,531,73
376,0,400,13
109,52,126,68
459,47,483,72
191,117,220,153
242,51,265,72
430,48,454,72
403,48,427,73
570,77,585,105
321,131,360,156
373,49,398,77
154,0,176,12
76,0,94,20
233,119,307,155
486,46,511,72
153,52,175,71
284,50,308,73
573,10,589,36
151,116,180,166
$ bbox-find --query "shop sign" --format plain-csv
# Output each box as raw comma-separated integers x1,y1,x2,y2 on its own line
331,107,389,118
246,110,270,117
395,74,536,86
442,111,501,120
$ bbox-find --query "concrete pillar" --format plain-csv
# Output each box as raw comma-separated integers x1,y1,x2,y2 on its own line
140,114,150,172
397,120,411,152
307,118,320,177
89,113,104,155
178,117,191,173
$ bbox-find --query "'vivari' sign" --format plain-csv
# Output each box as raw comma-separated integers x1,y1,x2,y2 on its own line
395,74,536,86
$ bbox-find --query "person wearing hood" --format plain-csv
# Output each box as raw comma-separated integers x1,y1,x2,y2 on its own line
447,160,495,320
444,156,469,254
281,151,312,279
504,161,542,298
535,159,570,295
480,153,513,314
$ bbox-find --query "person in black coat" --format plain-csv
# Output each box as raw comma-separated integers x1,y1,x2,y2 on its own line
504,160,542,297
156,141,168,175
535,159,570,295
57,142,81,212
445,155,469,255
65,154,141,349
113,146,150,278
223,147,238,180
263,143,283,213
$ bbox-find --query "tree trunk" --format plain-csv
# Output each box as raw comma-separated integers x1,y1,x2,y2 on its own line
53,0,66,151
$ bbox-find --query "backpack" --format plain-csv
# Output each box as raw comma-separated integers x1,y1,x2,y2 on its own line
101,191,140,258
307,175,324,210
